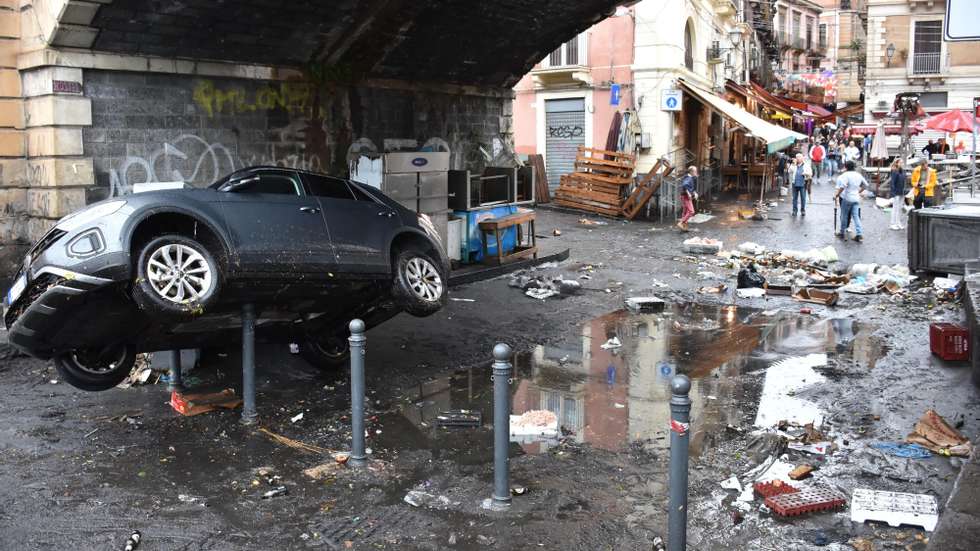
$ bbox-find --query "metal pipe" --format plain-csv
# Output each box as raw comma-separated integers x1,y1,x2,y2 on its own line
167,350,183,393
668,374,692,551
240,303,257,425
488,343,513,510
348,319,368,467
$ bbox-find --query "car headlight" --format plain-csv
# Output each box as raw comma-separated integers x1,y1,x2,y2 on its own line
56,200,126,232
66,228,105,258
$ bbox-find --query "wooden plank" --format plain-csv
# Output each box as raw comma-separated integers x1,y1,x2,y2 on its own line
621,159,672,220
578,146,636,161
567,171,633,186
478,211,536,229
555,187,622,206
528,154,550,204
575,155,635,170
554,198,622,217
554,192,621,210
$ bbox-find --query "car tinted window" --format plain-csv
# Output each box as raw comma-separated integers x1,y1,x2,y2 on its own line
348,183,377,202
305,174,356,201
243,173,301,195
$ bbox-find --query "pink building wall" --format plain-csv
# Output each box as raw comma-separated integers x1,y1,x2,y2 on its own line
513,10,635,156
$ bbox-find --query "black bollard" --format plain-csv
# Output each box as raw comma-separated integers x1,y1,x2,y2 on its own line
484,343,513,511
668,374,692,551
348,319,368,467
240,303,257,425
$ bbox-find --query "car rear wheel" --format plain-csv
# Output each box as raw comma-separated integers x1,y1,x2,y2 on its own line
300,335,350,371
133,235,220,316
53,345,136,391
392,247,446,317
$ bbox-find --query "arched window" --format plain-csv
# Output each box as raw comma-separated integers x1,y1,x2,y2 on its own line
684,20,694,71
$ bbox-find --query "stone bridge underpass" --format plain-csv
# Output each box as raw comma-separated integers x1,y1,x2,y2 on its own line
0,0,623,273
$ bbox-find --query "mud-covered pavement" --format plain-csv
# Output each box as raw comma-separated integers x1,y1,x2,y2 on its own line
1,178,978,550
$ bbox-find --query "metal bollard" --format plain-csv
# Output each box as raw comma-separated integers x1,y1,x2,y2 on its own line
167,350,184,393
486,343,513,511
668,375,692,551
348,319,368,467
240,303,258,425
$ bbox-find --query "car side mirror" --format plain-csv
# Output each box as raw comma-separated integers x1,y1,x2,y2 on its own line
225,176,260,192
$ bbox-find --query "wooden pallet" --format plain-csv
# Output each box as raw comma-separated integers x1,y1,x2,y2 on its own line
552,146,641,218
621,159,674,220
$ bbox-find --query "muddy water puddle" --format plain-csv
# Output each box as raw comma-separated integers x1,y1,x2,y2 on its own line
379,303,885,461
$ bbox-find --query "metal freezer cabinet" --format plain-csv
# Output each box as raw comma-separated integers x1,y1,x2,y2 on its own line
908,205,980,275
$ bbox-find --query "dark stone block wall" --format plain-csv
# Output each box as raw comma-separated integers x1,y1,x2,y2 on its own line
82,70,509,203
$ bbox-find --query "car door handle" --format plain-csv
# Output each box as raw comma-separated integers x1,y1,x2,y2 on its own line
300,206,321,214
378,211,395,218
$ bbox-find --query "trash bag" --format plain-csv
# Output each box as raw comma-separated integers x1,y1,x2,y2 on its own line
737,266,766,289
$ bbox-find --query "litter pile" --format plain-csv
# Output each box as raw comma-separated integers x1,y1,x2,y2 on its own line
507,261,586,300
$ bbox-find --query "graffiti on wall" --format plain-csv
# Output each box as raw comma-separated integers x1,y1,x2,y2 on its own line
548,125,584,139
192,80,313,118
107,133,323,197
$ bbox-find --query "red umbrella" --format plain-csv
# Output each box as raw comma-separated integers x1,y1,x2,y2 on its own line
923,109,980,133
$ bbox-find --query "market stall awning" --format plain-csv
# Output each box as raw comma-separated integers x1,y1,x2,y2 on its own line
679,80,807,153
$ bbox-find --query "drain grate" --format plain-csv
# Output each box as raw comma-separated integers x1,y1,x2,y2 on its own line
320,505,438,549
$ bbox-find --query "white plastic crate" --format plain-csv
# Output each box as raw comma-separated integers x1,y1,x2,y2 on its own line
850,488,939,532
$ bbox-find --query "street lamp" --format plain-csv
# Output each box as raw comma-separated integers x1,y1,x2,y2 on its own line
885,43,895,68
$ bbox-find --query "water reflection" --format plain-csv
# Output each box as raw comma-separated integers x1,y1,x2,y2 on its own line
391,304,883,460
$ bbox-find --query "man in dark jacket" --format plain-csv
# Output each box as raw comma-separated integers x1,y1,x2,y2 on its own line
677,166,698,232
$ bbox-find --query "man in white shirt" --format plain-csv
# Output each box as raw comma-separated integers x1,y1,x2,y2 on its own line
834,160,868,242
843,140,861,165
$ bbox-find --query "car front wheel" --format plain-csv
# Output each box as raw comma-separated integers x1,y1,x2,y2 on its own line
53,345,136,391
300,335,351,371
392,247,446,317
133,234,220,316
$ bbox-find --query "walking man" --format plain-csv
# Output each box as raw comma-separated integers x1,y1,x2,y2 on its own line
809,140,826,180
789,153,812,217
677,166,698,232
888,158,907,230
834,160,868,242
911,158,938,209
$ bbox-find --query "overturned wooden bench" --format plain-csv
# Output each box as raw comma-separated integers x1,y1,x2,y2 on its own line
478,211,538,265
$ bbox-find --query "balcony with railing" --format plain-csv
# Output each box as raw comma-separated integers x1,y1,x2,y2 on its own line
911,52,942,75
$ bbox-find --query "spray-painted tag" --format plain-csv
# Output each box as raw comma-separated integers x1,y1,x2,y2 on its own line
670,419,689,436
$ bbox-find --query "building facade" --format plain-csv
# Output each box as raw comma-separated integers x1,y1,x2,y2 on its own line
815,0,867,103
864,0,980,127
773,0,826,73
512,7,635,187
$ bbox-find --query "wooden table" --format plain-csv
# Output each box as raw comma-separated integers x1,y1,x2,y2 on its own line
478,211,537,265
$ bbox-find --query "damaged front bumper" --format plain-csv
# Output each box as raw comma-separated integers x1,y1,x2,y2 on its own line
3,266,117,359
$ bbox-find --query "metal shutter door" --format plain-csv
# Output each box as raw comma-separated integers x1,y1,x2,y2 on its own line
545,98,586,188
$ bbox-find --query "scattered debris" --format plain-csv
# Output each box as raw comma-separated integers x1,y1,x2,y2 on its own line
552,228,562,236
788,464,814,480
304,462,342,480
578,218,608,226
850,488,939,531
169,389,242,416
687,213,715,224
906,409,974,457
792,288,839,306
511,486,528,496
624,296,666,313
436,410,482,427
125,530,141,551
929,323,970,361
788,441,833,455
870,443,932,459
258,428,330,455
449,297,476,303
720,475,742,492
525,288,559,300
737,267,766,289
261,486,288,499
177,494,207,506
682,236,723,254
738,242,766,256
736,288,766,298
290,412,304,423
847,537,874,551
404,490,455,509
698,284,727,294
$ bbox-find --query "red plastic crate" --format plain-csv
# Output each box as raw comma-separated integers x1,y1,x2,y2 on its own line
930,323,970,361
753,480,799,499
765,487,846,517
